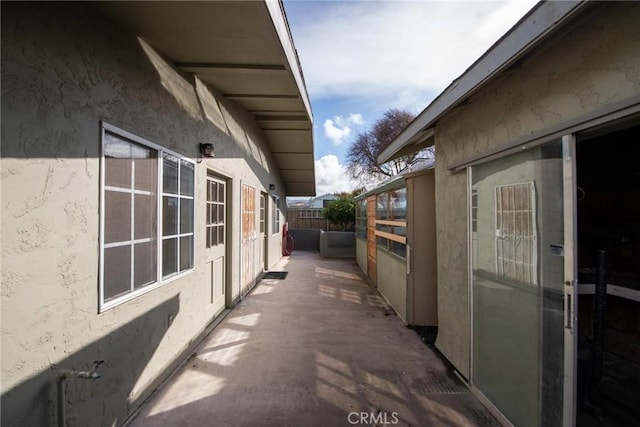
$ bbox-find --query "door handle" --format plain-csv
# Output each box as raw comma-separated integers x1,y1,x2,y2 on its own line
564,294,572,330
564,279,576,331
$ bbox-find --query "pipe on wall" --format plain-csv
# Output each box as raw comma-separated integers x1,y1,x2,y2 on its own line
56,360,104,427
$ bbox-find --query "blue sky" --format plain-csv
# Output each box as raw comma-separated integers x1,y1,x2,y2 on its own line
283,0,538,196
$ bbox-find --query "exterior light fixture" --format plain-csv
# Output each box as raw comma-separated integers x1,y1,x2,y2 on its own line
269,184,276,191
199,143,215,158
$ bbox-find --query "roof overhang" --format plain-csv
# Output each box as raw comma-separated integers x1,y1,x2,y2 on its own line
93,1,315,196
378,0,589,164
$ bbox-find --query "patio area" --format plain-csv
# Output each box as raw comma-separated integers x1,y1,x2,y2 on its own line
127,251,499,427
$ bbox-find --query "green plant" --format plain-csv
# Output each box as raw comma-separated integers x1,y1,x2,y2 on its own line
322,196,356,231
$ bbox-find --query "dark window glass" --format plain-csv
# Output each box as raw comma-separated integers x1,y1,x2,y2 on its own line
134,154,157,191
180,236,194,271
134,241,156,289
104,135,132,188
392,241,406,257
218,226,225,245
163,196,178,236
134,194,156,240
105,157,132,188
104,245,131,300
162,238,178,278
105,191,131,243
180,160,194,196
218,205,224,225
163,154,178,194
180,199,194,233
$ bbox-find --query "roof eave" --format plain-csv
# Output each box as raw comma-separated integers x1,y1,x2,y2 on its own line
93,0,316,197
378,0,589,164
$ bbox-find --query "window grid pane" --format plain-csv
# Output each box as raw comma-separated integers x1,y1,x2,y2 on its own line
162,238,178,277
102,127,196,307
375,188,407,257
104,245,132,301
163,154,178,194
103,131,159,303
162,157,195,278
260,193,266,234
271,195,280,233
206,177,225,248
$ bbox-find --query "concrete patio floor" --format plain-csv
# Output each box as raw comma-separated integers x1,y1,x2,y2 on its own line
128,251,500,427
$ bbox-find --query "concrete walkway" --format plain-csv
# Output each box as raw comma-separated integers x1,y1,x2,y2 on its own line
129,251,499,427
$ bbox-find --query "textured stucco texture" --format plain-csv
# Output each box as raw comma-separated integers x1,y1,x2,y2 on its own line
1,3,287,426
433,2,640,378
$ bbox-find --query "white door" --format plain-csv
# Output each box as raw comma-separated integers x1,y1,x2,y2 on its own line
205,173,226,314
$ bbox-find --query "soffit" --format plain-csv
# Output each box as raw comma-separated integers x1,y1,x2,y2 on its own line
93,1,315,196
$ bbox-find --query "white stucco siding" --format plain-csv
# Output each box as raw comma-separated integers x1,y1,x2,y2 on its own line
1,3,286,425
433,2,640,378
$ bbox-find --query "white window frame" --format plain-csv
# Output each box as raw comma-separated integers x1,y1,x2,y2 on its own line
99,122,195,312
259,192,267,234
161,153,195,280
206,175,226,248
271,195,280,235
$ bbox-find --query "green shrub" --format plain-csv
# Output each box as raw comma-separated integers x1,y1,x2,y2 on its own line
322,196,356,231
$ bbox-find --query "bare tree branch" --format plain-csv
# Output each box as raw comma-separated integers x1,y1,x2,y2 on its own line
346,108,417,185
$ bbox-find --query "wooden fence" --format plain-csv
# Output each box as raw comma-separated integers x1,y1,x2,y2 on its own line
285,208,341,231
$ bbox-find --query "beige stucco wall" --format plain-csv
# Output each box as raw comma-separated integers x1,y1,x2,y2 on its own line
434,2,640,378
1,3,287,425
356,237,368,275
377,249,407,323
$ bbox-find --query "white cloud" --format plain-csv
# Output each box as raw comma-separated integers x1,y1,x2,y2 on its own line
323,119,351,145
314,154,358,194
288,0,538,107
322,113,365,145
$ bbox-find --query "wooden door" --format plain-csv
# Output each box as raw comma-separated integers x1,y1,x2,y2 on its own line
241,184,257,297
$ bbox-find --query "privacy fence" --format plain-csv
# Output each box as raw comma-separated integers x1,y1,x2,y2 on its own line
285,208,341,231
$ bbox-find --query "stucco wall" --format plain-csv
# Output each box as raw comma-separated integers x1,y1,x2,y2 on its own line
290,228,321,251
377,250,407,323
355,238,368,276
319,231,356,258
1,3,287,425
434,2,640,378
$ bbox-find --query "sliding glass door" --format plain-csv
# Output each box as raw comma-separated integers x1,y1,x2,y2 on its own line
470,138,576,426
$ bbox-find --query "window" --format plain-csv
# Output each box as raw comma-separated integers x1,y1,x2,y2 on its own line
206,176,225,247
260,192,267,234
355,198,367,239
471,190,478,233
100,124,194,310
374,187,407,257
271,195,280,234
162,154,194,278
495,182,537,285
